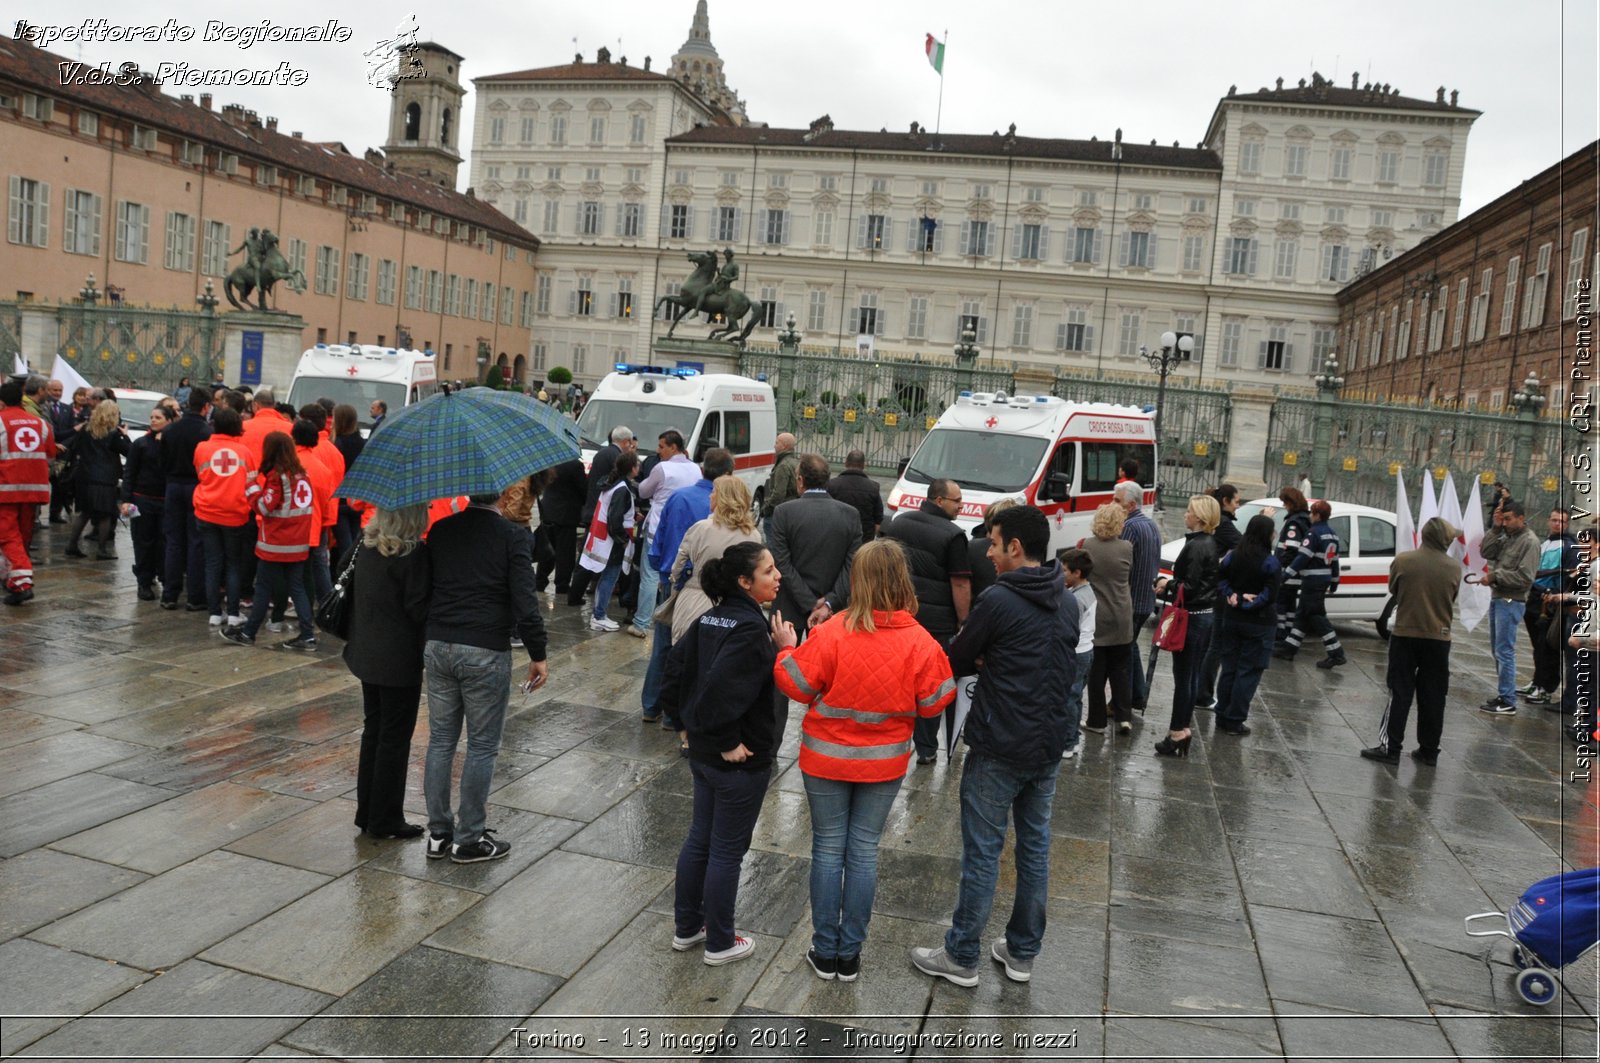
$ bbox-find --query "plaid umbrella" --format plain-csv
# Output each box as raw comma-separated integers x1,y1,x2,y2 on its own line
339,387,580,509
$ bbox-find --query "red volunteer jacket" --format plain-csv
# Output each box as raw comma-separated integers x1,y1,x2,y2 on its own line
192,435,256,524
774,609,956,783
247,471,314,562
0,406,55,503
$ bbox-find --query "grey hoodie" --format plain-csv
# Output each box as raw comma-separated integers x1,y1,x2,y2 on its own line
1388,518,1459,641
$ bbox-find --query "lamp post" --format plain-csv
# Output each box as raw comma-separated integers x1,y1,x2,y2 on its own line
1508,372,1545,503
1139,330,1193,510
195,279,220,385
79,272,101,305
953,326,980,395
775,310,802,431
1309,353,1345,497
476,338,491,385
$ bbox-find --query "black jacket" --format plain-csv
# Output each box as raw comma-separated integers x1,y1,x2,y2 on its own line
581,444,620,527
161,411,212,484
1161,531,1220,611
333,432,365,476
881,501,968,642
1276,511,1313,583
538,458,588,528
948,559,1079,767
66,429,129,487
658,589,778,772
120,432,166,501
342,542,431,685
968,529,998,599
825,468,883,544
1214,511,1242,552
424,507,547,660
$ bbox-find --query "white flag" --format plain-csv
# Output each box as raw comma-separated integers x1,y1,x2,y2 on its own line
50,353,92,395
11,353,27,376
1419,469,1439,530
1395,468,1416,554
1439,472,1465,563
1458,477,1491,631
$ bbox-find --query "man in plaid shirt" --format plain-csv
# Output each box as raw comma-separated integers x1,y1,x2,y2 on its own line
1115,481,1161,713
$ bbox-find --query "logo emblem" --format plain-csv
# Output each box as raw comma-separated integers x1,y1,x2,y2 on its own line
984,416,998,428
346,366,360,376
12,425,40,452
292,479,314,509
209,448,242,477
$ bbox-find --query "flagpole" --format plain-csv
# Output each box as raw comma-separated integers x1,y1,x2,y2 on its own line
933,30,947,140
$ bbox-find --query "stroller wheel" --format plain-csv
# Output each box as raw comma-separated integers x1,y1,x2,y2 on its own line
1514,967,1558,1006
1511,946,1530,970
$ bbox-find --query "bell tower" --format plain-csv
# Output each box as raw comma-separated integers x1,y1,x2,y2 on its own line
382,43,466,188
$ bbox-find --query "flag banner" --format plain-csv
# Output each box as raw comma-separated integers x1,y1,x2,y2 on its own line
1439,472,1465,563
924,33,944,74
1395,468,1416,554
12,353,27,376
1419,470,1439,531
1459,477,1491,631
50,353,92,395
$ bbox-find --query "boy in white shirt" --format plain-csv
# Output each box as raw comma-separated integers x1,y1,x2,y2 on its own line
1060,548,1097,759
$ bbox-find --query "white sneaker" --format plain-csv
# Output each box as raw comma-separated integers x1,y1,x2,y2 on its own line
703,934,755,966
589,616,620,632
208,614,224,627
1061,744,1080,760
227,615,243,627
266,620,285,633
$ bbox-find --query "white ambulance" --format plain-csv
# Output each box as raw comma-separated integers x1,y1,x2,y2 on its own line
286,344,440,431
886,392,1157,555
576,365,777,505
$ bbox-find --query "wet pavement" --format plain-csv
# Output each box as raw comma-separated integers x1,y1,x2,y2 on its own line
1,522,1597,1062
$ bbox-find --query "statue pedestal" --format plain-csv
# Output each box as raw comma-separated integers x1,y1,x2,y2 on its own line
218,312,307,391
650,337,744,376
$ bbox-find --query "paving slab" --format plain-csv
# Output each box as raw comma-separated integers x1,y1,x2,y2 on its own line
0,938,150,1050
96,729,309,791
200,867,481,995
490,747,663,821
0,772,174,857
0,731,147,798
50,780,314,873
282,944,562,1062
642,847,810,941
14,958,333,1060
1227,834,1379,920
365,804,584,893
560,786,697,869
224,796,397,876
30,850,330,971
0,708,82,750
1251,904,1431,1015
0,849,148,941
425,850,670,976
1105,928,1270,1017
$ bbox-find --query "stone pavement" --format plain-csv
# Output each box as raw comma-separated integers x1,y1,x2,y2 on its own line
1,526,1597,1062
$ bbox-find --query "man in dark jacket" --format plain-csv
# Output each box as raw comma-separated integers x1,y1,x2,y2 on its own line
535,457,587,595
158,388,212,610
881,477,972,764
1362,517,1459,765
423,498,549,863
760,432,800,540
1520,506,1580,706
911,505,1079,989
825,449,883,544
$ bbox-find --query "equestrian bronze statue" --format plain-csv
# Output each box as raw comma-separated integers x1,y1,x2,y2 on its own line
652,248,759,344
223,228,308,312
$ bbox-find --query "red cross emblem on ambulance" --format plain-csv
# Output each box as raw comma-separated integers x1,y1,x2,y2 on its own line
346,366,360,376
984,416,998,428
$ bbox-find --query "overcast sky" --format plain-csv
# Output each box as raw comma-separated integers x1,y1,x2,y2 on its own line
21,0,1598,214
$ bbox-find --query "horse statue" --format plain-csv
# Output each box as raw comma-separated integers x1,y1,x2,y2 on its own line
652,248,759,344
653,250,718,337
223,229,307,312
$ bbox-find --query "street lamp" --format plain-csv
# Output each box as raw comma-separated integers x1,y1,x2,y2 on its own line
1139,330,1194,509
1313,353,1345,394
776,309,802,348
953,327,980,368
1510,372,1545,414
195,278,219,314
476,338,491,384
80,272,101,305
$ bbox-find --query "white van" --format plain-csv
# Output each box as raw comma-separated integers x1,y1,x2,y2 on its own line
576,365,777,504
286,345,440,431
887,392,1157,556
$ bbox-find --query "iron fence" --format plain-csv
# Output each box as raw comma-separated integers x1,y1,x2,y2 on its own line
54,303,220,393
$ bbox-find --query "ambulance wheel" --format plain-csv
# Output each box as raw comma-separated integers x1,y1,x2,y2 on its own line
751,488,764,521
1515,967,1558,1006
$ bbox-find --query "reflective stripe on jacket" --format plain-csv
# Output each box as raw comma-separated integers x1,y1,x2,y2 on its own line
0,406,55,502
774,609,955,783
248,472,314,562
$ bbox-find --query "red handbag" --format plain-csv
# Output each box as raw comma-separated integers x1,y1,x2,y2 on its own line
1153,585,1189,652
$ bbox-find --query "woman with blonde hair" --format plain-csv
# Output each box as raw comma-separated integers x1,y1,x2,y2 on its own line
343,503,432,838
664,476,763,747
1152,495,1221,757
1080,503,1134,734
774,539,955,981
63,399,129,560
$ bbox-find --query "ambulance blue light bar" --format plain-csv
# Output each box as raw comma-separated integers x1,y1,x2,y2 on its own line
613,363,699,377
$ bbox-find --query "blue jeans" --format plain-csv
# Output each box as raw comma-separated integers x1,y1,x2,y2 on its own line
197,518,251,619
676,760,771,953
1215,614,1276,727
1167,611,1216,732
641,609,673,720
241,559,313,640
592,559,624,622
803,773,902,959
307,544,333,602
1489,598,1526,704
423,640,512,845
1065,649,1092,750
1126,612,1150,709
944,751,1058,968
630,538,661,631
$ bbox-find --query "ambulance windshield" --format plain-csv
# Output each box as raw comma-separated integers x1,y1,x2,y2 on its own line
287,378,406,427
577,399,695,451
903,428,1048,493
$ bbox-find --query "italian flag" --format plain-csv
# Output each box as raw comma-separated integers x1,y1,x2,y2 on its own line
924,33,944,74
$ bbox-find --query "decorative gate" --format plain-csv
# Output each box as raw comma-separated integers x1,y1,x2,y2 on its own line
738,347,1011,473
0,304,23,369
1266,396,1575,515
1051,373,1234,500
56,304,219,393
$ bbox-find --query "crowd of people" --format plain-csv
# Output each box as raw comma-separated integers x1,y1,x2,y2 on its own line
3,371,1596,987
